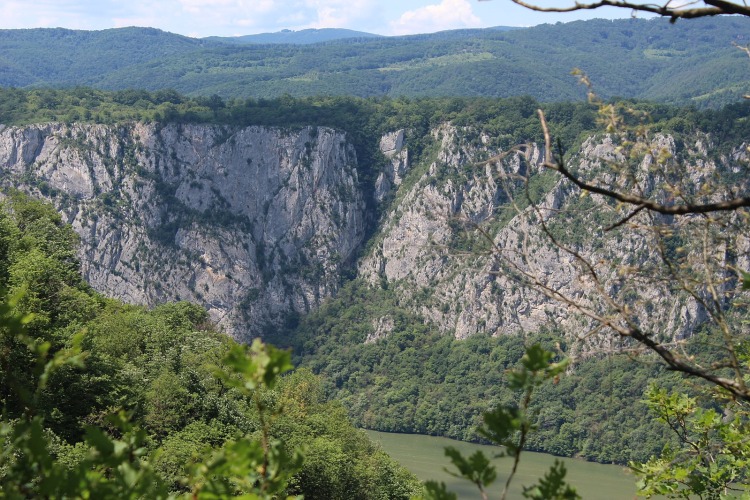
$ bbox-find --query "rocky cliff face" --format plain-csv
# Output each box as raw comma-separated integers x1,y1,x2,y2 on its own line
0,119,743,345
374,130,410,203
360,124,552,339
0,122,365,340
361,124,747,345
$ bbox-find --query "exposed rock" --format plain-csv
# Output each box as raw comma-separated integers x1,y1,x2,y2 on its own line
360,125,745,343
374,129,410,203
0,119,744,347
368,315,395,343
0,122,366,341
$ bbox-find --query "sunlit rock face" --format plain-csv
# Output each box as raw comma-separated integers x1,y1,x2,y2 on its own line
1,120,741,346
0,122,366,340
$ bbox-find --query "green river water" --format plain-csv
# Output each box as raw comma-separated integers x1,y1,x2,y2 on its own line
366,430,638,499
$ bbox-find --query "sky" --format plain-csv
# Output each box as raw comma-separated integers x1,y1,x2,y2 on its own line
1,1,644,38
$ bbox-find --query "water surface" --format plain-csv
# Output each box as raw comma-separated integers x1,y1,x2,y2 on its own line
366,430,638,499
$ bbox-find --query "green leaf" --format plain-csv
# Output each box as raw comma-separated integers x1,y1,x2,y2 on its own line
741,270,750,290
443,447,497,489
522,460,580,500
217,339,294,393
477,405,522,451
423,481,459,500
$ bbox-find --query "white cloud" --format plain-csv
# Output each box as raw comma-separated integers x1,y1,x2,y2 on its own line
0,0,642,38
0,0,473,38
0,0,103,29
191,0,276,16
172,0,381,31
167,0,288,33
390,0,481,35
301,0,379,29
165,0,345,34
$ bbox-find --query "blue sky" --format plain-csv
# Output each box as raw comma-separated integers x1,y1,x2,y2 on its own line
3,1,642,38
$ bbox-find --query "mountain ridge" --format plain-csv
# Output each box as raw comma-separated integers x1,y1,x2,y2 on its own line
1,90,748,467
205,28,383,45
0,121,366,338
0,17,748,106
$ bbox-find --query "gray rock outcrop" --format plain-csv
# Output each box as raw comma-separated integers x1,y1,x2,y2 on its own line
361,124,745,344
0,122,365,340
0,119,743,347
374,129,410,203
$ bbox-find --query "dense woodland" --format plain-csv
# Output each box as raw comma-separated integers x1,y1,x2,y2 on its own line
0,17,748,106
275,280,683,465
1,83,744,253
0,193,421,498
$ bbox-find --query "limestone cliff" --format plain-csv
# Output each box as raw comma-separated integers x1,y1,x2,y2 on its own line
360,124,748,345
0,122,365,340
0,118,743,345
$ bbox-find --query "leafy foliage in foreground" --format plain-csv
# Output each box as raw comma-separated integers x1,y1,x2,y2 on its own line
0,193,420,498
631,387,750,498
418,345,579,500
265,94,750,468
4,87,750,494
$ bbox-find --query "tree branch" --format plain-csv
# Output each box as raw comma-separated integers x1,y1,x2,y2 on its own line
504,0,749,22
537,109,750,215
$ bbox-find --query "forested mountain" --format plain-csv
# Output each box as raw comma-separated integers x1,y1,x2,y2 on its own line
0,17,749,106
0,1,749,494
1,86,748,469
205,28,383,45
0,27,210,88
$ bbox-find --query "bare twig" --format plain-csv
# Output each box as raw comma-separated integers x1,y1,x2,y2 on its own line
604,204,646,231
503,0,750,22
538,109,750,215
475,109,750,401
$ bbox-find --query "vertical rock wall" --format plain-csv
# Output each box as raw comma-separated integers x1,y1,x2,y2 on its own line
0,122,365,340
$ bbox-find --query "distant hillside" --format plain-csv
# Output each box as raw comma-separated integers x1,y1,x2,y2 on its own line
0,27,210,88
206,28,382,44
0,18,748,106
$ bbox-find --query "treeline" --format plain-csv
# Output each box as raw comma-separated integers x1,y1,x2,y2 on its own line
4,86,749,145
0,86,604,230
0,192,420,498
5,86,750,208
0,85,584,133
4,87,750,470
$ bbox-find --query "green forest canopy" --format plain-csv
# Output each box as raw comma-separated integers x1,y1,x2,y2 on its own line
0,192,421,498
0,17,748,106
3,87,750,469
